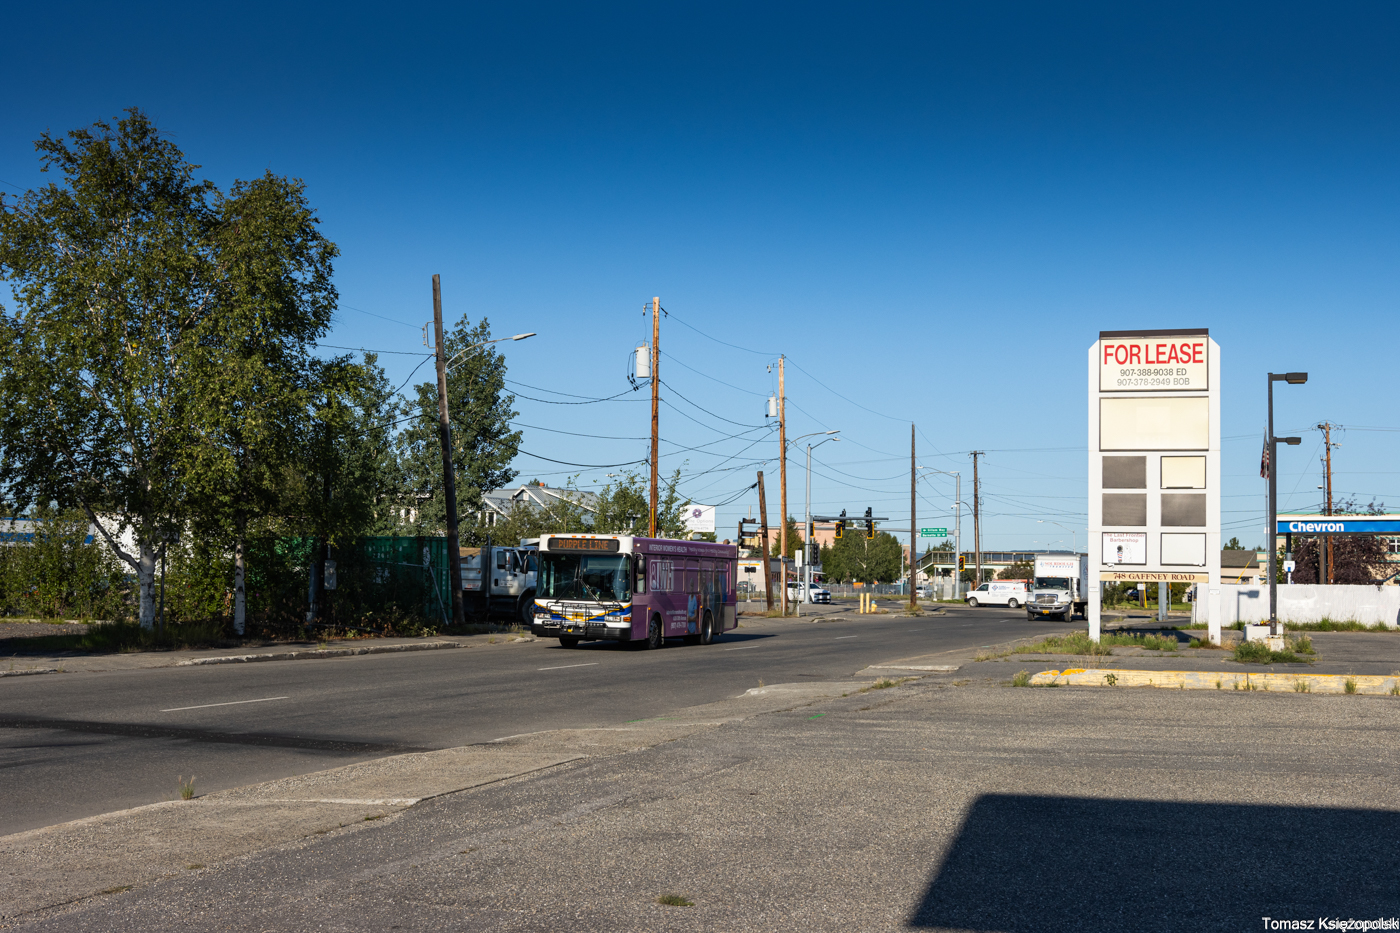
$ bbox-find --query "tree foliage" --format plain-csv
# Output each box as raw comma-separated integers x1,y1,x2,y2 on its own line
0,109,352,628
998,561,1034,580
396,317,521,535
1288,498,1393,584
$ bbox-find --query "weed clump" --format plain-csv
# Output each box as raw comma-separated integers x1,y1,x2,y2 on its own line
178,775,196,800
1232,641,1304,665
1011,670,1032,687
656,894,694,907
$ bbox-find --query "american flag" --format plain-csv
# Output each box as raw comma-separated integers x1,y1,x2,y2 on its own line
1260,434,1269,479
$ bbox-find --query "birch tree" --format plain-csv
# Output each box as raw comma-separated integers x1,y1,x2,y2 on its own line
0,110,215,625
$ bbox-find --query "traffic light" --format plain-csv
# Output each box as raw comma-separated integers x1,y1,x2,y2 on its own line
958,555,966,572
834,509,846,539
864,507,874,539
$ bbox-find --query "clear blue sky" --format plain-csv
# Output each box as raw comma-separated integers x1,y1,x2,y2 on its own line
4,1,1398,552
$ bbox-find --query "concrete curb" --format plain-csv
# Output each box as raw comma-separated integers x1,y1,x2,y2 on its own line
1029,668,1400,695
176,641,461,666
0,668,58,677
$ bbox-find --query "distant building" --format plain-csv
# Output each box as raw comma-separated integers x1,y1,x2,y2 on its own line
479,484,598,527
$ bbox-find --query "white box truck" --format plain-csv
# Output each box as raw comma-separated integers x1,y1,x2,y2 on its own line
1028,554,1088,621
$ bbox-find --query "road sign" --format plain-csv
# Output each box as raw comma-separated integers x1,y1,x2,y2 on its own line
919,528,948,537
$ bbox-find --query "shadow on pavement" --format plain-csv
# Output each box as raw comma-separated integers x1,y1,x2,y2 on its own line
909,794,1400,932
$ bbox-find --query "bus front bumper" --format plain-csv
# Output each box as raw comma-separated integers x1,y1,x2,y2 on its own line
532,620,633,641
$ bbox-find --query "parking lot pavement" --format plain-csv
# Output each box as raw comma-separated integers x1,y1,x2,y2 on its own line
18,674,1400,932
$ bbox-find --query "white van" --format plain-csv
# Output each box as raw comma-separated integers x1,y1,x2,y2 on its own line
964,581,1029,609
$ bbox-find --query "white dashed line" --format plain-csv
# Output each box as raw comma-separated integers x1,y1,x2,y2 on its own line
161,696,289,712
835,636,858,639
724,646,759,651
537,662,601,671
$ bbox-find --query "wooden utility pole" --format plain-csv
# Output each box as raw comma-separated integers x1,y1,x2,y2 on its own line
1321,421,1335,584
649,297,660,538
757,470,773,611
970,451,984,587
910,424,917,612
777,355,788,616
433,275,465,628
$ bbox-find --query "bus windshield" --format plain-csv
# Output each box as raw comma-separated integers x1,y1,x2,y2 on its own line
1035,577,1070,590
539,553,632,602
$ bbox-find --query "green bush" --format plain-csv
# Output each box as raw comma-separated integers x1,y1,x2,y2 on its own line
0,507,129,621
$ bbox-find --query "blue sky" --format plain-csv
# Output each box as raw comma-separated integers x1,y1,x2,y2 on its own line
4,1,1398,551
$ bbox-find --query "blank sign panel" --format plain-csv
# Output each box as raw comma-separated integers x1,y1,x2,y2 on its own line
1099,397,1208,451
1161,456,1206,488
1161,533,1206,566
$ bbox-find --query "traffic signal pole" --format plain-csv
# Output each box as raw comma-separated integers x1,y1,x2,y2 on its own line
757,471,773,612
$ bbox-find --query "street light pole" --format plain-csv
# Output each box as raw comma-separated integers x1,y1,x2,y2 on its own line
917,467,960,600
790,431,839,617
1036,520,1078,554
1267,371,1308,636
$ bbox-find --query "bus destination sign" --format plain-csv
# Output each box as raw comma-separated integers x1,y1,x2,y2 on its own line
546,537,620,553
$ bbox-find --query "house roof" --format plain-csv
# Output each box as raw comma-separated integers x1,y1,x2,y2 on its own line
1221,549,1264,568
481,484,598,516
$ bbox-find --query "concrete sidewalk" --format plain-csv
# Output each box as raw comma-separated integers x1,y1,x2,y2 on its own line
7,666,1400,931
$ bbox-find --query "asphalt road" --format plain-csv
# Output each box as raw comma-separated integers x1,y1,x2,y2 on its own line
0,604,1059,834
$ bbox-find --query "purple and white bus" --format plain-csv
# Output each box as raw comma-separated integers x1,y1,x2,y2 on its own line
531,534,738,649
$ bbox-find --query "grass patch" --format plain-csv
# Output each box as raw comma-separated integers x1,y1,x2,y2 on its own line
1188,637,1222,649
1293,679,1310,693
1012,631,1182,657
1344,677,1358,695
655,894,694,907
178,775,196,800
1232,641,1303,665
186,863,205,870
1284,619,1397,632
1011,670,1032,687
364,814,384,821
860,677,914,693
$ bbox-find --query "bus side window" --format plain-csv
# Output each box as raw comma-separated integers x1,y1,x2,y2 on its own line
686,561,699,594
717,566,729,600
702,567,713,599
634,555,646,594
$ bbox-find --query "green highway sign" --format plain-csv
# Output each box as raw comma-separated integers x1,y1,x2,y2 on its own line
919,527,948,537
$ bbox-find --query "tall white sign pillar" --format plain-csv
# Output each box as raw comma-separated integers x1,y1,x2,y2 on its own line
1087,330,1222,644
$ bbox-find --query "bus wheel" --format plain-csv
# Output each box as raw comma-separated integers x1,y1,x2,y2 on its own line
699,611,714,646
559,636,579,648
646,615,663,650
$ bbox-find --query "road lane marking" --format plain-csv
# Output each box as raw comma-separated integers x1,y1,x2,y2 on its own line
537,662,600,671
161,696,289,712
724,646,759,651
835,635,858,639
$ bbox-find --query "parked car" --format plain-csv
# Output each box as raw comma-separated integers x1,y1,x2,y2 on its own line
916,584,933,598
787,581,831,604
964,581,1029,609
